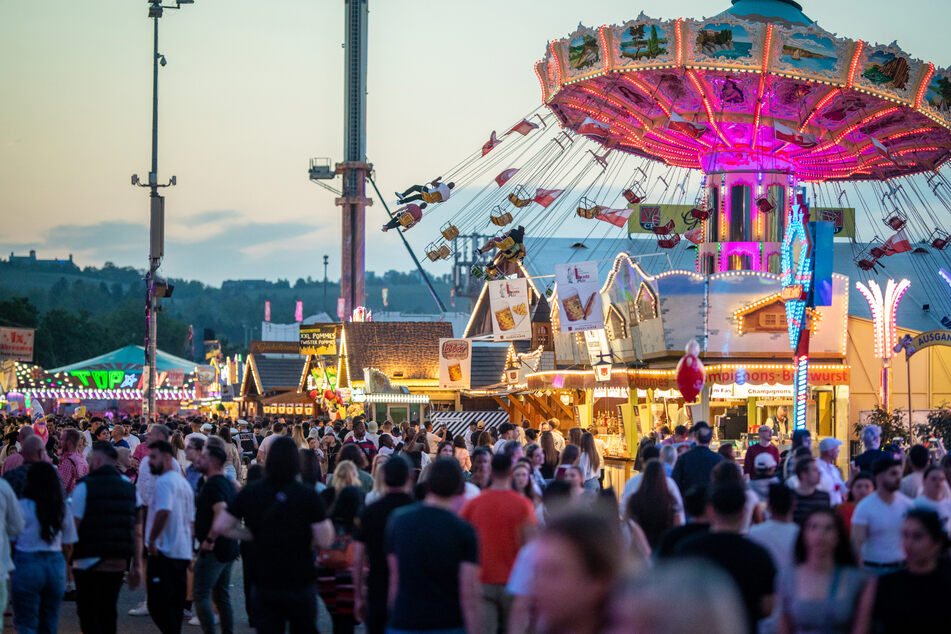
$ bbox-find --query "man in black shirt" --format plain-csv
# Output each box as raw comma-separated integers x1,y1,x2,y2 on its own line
674,483,776,634
671,423,723,496
193,444,239,634
213,436,334,633
385,458,481,633
353,455,414,634
791,457,830,525
655,485,710,559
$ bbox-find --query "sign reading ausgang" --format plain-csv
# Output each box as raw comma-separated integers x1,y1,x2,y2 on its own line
908,330,951,356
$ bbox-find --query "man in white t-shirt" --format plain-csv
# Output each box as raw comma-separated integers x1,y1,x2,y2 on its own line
145,440,195,634
544,419,566,453
492,423,517,454
816,437,847,506
748,483,799,573
850,456,914,574
257,422,286,460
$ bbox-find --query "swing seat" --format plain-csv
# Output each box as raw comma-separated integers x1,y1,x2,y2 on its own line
755,197,775,213
470,265,484,279
576,197,602,219
651,219,676,235
426,243,441,262
436,244,452,259
440,223,459,241
857,258,877,271
688,207,711,221
490,206,514,226
397,210,416,227
622,189,644,205
508,185,533,208
495,235,516,251
933,237,949,251
657,234,681,249
869,245,886,259
884,211,907,231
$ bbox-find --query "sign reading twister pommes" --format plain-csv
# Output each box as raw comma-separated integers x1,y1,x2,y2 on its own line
554,261,604,333
488,279,532,340
438,339,471,389
300,324,338,356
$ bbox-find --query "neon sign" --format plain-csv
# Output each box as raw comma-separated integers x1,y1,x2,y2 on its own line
70,370,140,390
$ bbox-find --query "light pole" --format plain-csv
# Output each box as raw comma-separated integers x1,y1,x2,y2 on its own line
132,0,193,419
323,254,329,316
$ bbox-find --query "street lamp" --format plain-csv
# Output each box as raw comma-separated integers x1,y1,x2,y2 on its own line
131,0,194,419
593,352,614,382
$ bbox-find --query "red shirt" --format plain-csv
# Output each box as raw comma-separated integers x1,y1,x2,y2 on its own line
743,443,780,475
461,489,536,584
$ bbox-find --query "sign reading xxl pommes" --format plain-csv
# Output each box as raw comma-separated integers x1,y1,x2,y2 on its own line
554,261,604,333
0,327,34,362
438,338,472,389
300,324,338,356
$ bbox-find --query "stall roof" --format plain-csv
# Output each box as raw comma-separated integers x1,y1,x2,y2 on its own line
342,321,452,383
50,345,196,374
470,343,510,389
249,355,307,392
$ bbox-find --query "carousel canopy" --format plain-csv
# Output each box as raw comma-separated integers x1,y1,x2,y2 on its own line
49,345,197,374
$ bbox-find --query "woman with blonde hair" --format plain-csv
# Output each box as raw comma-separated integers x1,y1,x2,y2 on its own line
331,460,361,495
217,426,243,479
291,424,308,449
365,454,389,505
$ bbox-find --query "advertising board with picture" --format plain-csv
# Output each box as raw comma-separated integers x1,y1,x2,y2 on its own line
487,278,532,340
554,261,604,333
438,338,472,389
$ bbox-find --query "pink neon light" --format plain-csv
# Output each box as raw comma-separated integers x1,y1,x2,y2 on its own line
598,25,611,73
719,243,763,272
916,63,935,109
675,18,683,66
846,40,864,88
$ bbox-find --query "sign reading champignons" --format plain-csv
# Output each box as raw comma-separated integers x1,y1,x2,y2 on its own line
299,324,338,356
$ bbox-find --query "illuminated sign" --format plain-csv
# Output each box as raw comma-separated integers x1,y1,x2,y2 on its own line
781,285,805,301
706,367,849,386
300,325,338,356
70,370,140,390
908,330,951,356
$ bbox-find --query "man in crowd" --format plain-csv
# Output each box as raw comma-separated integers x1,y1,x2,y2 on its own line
767,406,789,439
748,484,799,575
851,456,914,574
492,423,518,454
661,424,687,447
816,437,847,505
1,425,38,475
58,428,88,495
743,426,779,477
4,435,47,498
344,419,378,462
71,442,142,634
423,419,445,457
214,436,333,631
900,444,930,498
192,443,239,633
462,453,537,633
671,422,723,496
353,455,414,634
469,447,492,490
791,457,831,525
111,424,130,449
675,483,776,634
183,436,205,492
145,440,195,634
851,425,887,475
386,458,481,634
655,485,710,558
256,421,285,462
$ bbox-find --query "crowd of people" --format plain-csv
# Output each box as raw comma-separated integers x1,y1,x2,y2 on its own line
0,411,949,633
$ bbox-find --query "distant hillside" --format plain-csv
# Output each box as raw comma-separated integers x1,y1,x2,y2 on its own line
0,254,457,365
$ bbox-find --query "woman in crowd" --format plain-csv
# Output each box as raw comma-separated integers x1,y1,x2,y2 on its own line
578,432,602,492
873,509,951,633
474,430,494,450
365,454,389,505
851,425,886,475
170,430,187,467
218,427,243,479
299,448,326,493
436,440,454,460
452,435,471,473
12,461,77,633
558,445,581,474
564,465,587,499
837,472,875,535
777,508,875,634
324,460,361,507
512,459,541,509
914,464,951,532
625,459,679,550
317,486,364,634
568,427,584,448
292,425,309,450
539,432,559,480
531,511,625,634
524,443,546,491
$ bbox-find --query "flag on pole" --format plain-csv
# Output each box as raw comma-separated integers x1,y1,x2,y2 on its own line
577,117,610,138
533,188,564,208
295,301,303,322
482,131,501,156
773,122,820,149
495,168,519,186
594,208,634,228
882,229,912,255
505,119,539,136
264,301,271,322
668,112,708,139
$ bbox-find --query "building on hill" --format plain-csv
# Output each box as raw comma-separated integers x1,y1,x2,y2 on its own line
5,250,79,272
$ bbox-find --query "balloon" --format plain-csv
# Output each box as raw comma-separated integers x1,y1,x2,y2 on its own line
308,390,319,400
675,339,705,403
324,389,335,401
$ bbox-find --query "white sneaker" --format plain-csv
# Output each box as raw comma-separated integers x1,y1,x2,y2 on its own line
188,615,200,626
128,601,149,616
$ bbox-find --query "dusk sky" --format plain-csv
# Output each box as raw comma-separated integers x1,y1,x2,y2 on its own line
3,0,950,285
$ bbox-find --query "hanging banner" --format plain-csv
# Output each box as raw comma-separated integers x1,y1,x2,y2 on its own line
0,327,34,362
488,278,532,340
554,261,604,333
438,338,472,389
299,324,338,356
583,329,610,363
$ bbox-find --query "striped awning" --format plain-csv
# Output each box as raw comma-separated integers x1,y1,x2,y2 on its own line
431,410,509,439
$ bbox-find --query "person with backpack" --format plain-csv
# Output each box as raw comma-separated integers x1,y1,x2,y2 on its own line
317,486,364,634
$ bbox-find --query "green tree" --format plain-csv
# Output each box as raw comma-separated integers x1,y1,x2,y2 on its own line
853,407,921,447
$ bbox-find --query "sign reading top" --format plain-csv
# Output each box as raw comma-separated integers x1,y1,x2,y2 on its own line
626,204,855,238
299,325,338,356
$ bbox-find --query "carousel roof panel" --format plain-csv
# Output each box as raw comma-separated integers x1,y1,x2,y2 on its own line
49,345,197,374
536,10,951,181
